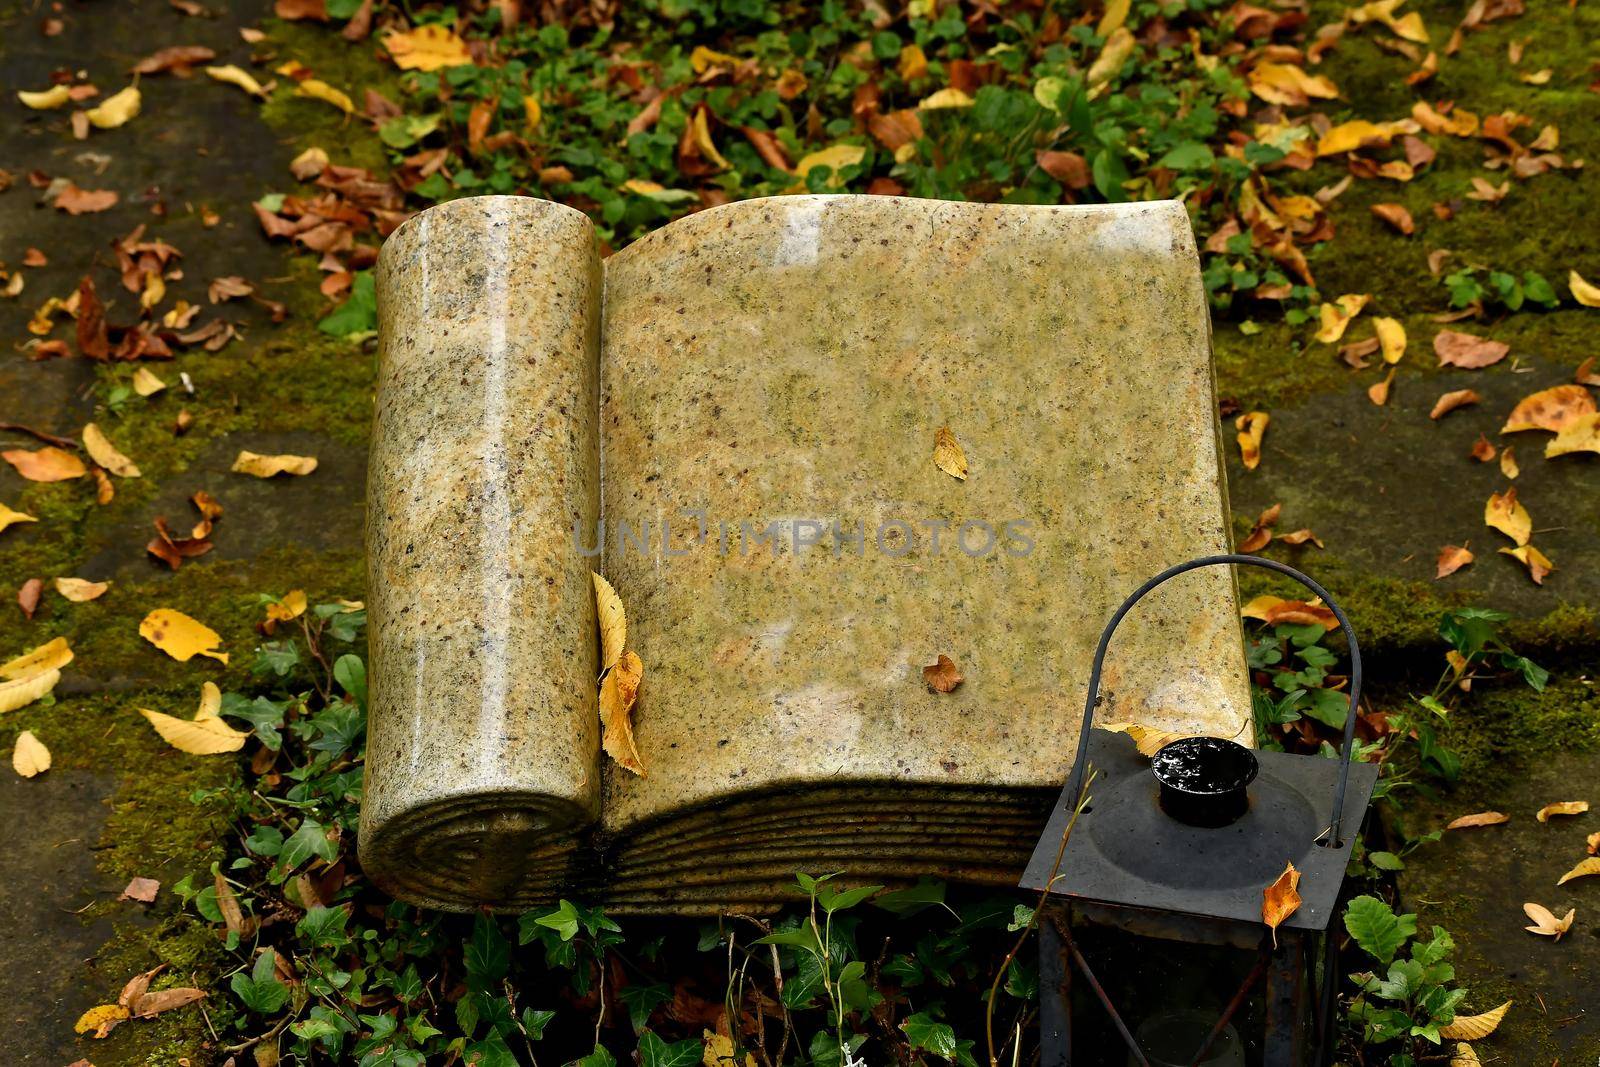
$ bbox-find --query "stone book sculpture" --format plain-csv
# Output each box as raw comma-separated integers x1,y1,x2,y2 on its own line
361,193,1252,914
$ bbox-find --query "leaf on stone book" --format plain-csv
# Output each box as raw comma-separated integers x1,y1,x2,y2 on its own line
1101,722,1190,758
0,667,61,715
592,571,626,674
1484,489,1530,546
1439,1000,1511,1041
55,576,110,601
1556,857,1600,886
1546,413,1600,458
0,502,38,533
140,608,229,663
933,426,967,480
383,24,472,71
1535,800,1587,822
922,654,963,693
3,445,87,481
600,650,644,776
1446,810,1507,829
1261,861,1301,946
1523,902,1574,939
12,730,51,778
85,85,141,128
74,1002,130,1038
1235,411,1268,470
2,636,73,679
83,422,141,477
1435,545,1474,580
1499,446,1519,479
1502,385,1596,434
232,450,317,477
141,683,249,754
1434,330,1507,369
1499,544,1553,585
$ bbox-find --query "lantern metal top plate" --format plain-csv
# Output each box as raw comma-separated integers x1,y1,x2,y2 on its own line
1020,729,1379,933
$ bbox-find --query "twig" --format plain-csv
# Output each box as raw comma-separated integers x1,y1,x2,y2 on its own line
0,422,78,449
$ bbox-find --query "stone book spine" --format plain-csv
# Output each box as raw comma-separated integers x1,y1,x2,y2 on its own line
362,194,1252,914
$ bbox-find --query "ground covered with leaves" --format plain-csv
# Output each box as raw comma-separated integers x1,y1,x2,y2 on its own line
2,0,1598,1064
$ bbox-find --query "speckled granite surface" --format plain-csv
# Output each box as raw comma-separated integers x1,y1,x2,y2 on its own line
363,194,1249,912
363,196,602,909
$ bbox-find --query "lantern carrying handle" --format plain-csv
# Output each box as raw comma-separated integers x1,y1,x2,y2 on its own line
1066,553,1363,846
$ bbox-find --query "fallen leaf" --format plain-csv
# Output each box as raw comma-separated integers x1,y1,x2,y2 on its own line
1439,1001,1511,1041
1241,595,1339,629
18,579,42,620
3,446,88,481
204,64,267,97
55,183,119,214
1436,546,1474,579
1262,861,1302,946
1370,203,1415,234
1101,722,1192,758
1470,434,1496,462
140,684,248,754
1434,330,1507,368
1086,28,1135,88
0,503,38,534
1523,902,1574,939
1536,800,1588,822
132,367,167,396
131,45,218,75
933,426,968,480
922,654,963,693
1450,1044,1481,1067
83,423,141,477
18,85,72,109
1430,389,1480,419
129,986,206,1018
1575,358,1600,386
1248,62,1338,105
1499,544,1553,584
139,608,229,664
1315,293,1370,343
600,649,644,775
232,451,317,477
1589,830,1600,855
591,572,626,674
1239,502,1280,553
55,577,110,601
85,86,141,129
1373,317,1406,363
1367,368,1395,406
262,590,307,632
1,636,73,680
74,1003,130,1038
119,876,160,902
1315,119,1418,156
1557,857,1600,886
296,78,354,114
383,24,472,71
1547,413,1600,458
1484,489,1530,546
1446,810,1507,829
1235,411,1268,470
12,730,50,778
1278,529,1324,548
1570,271,1600,307
1502,385,1595,434
1499,446,1519,479
792,144,866,186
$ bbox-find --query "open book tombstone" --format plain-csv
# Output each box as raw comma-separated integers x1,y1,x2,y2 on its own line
360,193,1251,913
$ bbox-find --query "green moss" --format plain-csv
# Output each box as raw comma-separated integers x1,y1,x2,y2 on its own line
259,19,399,174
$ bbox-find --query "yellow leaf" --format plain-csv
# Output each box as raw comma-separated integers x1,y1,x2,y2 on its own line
1536,800,1589,822
688,107,730,171
1449,1043,1481,1067
2,636,74,680
0,502,38,534
132,367,167,396
1523,901,1575,938
1498,544,1553,585
296,78,354,114
1483,489,1530,546
264,590,307,626
918,87,975,109
689,45,739,73
1502,384,1596,434
1373,317,1406,363
383,24,473,71
933,426,968,481
1412,101,1478,137
793,144,866,187
1571,270,1600,307
140,694,249,755
1235,411,1269,471
1248,62,1339,105
600,649,645,776
1499,446,1519,479
18,84,72,110
139,608,229,664
12,730,51,778
1546,412,1600,459
139,269,166,311
85,85,142,129
1557,857,1600,886
55,577,110,602
1101,722,1192,758
1315,119,1417,157
83,422,141,478
1315,294,1369,343
898,43,928,81
1348,0,1429,42
702,1028,758,1067
522,94,542,130
1261,861,1302,946
0,668,60,715
1097,0,1131,36
232,450,318,477
1439,1001,1511,1041
205,64,267,97
74,1003,130,1037
1087,27,1135,88
591,572,626,674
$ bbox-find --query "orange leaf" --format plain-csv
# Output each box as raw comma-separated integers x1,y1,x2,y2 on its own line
1535,800,1588,822
1430,389,1480,420
1434,330,1507,368
1262,861,1302,946
1435,546,1473,579
1445,810,1507,829
1502,384,1596,434
922,654,964,693
2,446,87,482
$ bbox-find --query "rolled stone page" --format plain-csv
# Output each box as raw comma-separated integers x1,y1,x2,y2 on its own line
361,196,602,911
596,195,1250,909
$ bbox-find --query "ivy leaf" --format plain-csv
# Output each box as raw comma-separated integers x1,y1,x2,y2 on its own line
902,1011,959,1059
297,906,350,948
465,1029,518,1067
531,899,581,941
873,878,946,915
231,949,290,1014
573,1046,617,1067
466,915,511,985
637,1030,702,1067
619,983,671,1032
280,816,338,873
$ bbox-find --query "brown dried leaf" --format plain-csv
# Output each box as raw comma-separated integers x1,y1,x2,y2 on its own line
131,45,217,75
933,426,967,480
1370,203,1415,234
922,654,963,693
1498,446,1519,479
55,577,110,601
1430,389,1480,420
1502,384,1595,434
1438,1001,1511,1041
119,876,160,902
1435,546,1474,579
130,986,206,1018
1536,800,1588,822
1367,368,1395,406
1470,434,1496,462
1446,810,1507,829
1523,902,1574,939
3,446,87,481
1499,544,1554,584
600,649,645,775
55,183,119,214
1434,330,1507,368
1278,529,1324,548
1261,861,1302,946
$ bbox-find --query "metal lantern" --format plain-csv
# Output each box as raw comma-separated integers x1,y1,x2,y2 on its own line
1021,555,1380,1067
